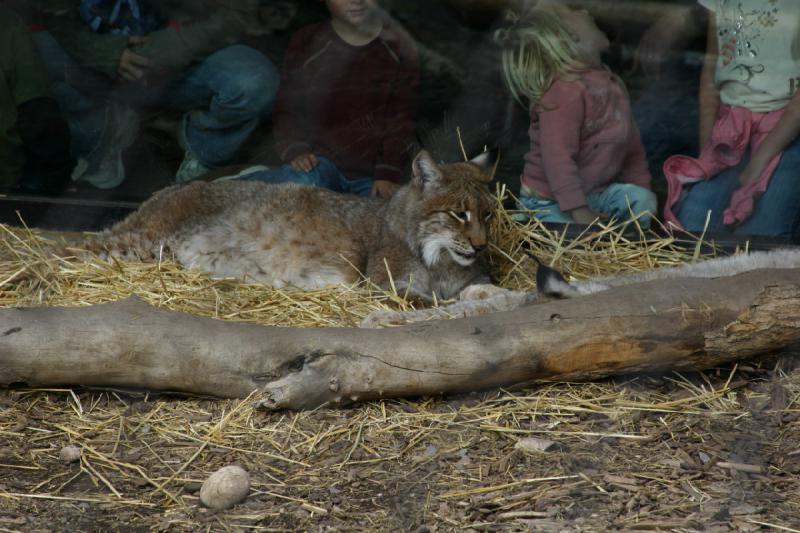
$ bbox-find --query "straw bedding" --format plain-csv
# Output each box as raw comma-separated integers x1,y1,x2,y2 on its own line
0,192,798,531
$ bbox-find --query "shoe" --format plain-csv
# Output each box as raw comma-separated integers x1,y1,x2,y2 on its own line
212,165,269,182
72,103,139,189
175,151,213,183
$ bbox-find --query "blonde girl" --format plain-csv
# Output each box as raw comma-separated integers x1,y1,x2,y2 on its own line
499,3,656,227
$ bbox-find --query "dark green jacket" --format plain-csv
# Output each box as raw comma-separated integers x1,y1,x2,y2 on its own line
0,5,50,186
41,0,260,79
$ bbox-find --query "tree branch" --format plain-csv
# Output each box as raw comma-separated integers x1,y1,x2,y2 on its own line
1,269,798,410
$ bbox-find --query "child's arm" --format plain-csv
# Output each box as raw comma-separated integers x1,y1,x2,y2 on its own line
619,122,652,189
272,31,314,166
134,5,255,74
43,7,129,80
537,81,591,214
698,14,720,149
738,89,800,186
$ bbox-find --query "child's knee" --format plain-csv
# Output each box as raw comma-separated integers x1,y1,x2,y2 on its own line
634,188,658,214
215,46,279,113
619,184,657,213
619,186,657,228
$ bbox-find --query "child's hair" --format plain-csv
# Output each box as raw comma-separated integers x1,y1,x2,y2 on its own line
496,7,588,108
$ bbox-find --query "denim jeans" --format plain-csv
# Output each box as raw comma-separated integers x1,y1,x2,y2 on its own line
32,32,278,168
517,183,658,228
30,31,106,158
675,136,800,238
162,45,278,166
244,157,374,197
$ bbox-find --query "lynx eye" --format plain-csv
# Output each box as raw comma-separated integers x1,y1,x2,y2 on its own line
448,211,471,223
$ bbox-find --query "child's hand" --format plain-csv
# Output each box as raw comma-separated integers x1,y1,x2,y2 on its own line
118,47,152,82
290,153,319,173
371,179,399,199
568,206,607,224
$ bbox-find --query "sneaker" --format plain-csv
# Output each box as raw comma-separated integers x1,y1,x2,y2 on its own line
212,165,269,182
175,151,213,183
72,102,139,189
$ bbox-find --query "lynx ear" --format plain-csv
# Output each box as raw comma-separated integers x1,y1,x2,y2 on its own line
412,150,443,189
469,148,499,183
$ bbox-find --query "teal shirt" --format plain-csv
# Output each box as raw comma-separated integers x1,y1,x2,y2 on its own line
0,7,50,187
43,0,258,79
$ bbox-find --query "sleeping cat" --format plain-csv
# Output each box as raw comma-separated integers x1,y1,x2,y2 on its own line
86,150,498,301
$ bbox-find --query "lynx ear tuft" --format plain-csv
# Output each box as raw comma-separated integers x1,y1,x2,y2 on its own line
412,150,443,189
470,148,499,183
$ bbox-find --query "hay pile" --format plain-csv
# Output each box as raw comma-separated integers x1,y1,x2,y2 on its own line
1,196,798,531
1,189,721,323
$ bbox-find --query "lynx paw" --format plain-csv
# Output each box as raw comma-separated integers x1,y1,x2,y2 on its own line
458,283,509,301
359,309,409,329
359,307,453,328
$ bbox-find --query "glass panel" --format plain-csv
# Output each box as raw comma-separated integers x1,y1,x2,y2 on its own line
1,0,798,242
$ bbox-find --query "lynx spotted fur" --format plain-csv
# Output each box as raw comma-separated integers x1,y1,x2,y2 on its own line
87,150,497,300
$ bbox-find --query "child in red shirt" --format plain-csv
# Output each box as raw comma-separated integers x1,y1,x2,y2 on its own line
248,0,419,199
498,3,656,227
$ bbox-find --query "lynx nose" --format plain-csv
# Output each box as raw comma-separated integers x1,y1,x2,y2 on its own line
468,225,487,252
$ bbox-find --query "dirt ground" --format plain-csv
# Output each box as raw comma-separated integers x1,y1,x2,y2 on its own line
1,351,798,532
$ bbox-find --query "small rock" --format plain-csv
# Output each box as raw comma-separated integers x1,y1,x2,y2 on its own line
424,444,438,457
514,437,557,453
729,503,758,516
59,445,81,463
199,465,250,510
9,416,29,433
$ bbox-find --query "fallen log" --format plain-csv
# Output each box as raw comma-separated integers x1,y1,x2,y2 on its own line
1,268,798,410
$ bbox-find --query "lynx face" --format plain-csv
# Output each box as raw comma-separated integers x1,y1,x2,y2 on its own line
412,152,496,269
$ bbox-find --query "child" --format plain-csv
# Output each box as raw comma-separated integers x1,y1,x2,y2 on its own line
0,6,74,193
664,1,800,239
36,0,278,187
498,3,657,227
246,0,419,198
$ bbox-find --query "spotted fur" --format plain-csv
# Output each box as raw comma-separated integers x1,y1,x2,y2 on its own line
86,150,497,300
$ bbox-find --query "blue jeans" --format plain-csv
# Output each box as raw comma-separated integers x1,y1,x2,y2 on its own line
30,31,106,158
162,45,278,166
32,32,278,167
675,136,800,238
244,157,374,197
517,183,658,228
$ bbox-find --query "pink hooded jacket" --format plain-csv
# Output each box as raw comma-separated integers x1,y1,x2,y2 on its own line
663,104,785,228
521,67,651,212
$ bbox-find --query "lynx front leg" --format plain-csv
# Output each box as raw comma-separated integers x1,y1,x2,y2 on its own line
359,284,532,328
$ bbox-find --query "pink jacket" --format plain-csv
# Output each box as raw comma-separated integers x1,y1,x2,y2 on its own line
663,104,785,228
521,67,651,211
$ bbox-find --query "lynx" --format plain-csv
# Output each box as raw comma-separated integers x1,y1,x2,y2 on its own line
87,150,498,300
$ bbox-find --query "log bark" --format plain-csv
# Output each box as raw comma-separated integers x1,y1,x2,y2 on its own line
1,268,799,410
